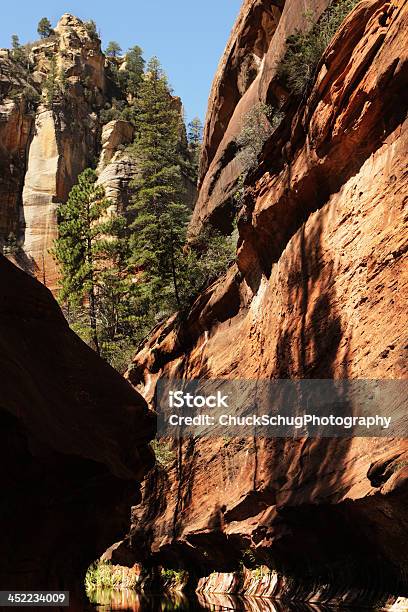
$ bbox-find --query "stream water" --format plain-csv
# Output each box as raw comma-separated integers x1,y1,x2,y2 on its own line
87,588,379,611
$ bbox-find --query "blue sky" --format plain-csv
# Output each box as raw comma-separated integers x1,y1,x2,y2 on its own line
0,0,243,124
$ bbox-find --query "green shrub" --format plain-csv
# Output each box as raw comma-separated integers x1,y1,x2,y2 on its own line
3,232,21,255
11,34,29,66
100,99,126,124
242,548,256,566
177,226,237,310
278,0,359,95
235,103,283,172
252,565,271,579
84,20,98,39
160,568,188,590
100,337,138,375
151,439,176,468
85,560,140,591
43,56,59,107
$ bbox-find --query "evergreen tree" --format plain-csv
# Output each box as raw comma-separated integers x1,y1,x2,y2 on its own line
11,34,20,51
43,56,58,107
187,116,203,182
3,231,20,255
121,45,145,98
10,34,26,65
52,168,123,355
37,17,54,39
128,57,189,317
84,20,98,38
188,117,203,147
105,41,122,58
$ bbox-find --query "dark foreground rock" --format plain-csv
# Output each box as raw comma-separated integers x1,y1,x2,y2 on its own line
0,256,155,603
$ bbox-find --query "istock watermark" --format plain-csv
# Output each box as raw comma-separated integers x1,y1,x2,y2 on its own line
155,379,408,438
169,390,229,408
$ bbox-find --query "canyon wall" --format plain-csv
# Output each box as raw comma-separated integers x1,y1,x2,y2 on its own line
191,0,331,236
0,254,155,602
0,15,105,290
123,0,408,606
0,14,195,292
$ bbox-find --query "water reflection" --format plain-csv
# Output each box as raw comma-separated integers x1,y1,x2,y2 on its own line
88,588,377,611
88,588,193,610
197,593,334,611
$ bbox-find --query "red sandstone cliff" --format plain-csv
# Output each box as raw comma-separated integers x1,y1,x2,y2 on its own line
121,0,408,606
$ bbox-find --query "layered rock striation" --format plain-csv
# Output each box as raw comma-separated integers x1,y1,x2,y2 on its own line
0,15,106,289
122,0,408,606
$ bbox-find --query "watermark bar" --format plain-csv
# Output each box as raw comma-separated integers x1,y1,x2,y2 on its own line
0,592,69,607
156,379,408,438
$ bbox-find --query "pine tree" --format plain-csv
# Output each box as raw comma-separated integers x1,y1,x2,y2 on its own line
188,117,203,148
11,34,19,47
128,57,189,318
187,117,203,182
11,34,25,65
37,17,54,39
52,168,123,355
105,41,122,58
123,45,145,98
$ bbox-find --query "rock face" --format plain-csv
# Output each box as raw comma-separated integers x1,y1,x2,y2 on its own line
0,16,197,292
96,120,138,212
123,0,408,606
191,0,332,236
0,255,155,598
0,14,105,290
97,119,134,170
21,15,105,290
0,52,35,241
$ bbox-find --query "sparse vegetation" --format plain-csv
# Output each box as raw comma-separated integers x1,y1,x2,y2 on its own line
231,102,283,213
10,34,29,67
2,232,21,255
389,459,408,476
278,0,360,95
7,85,40,112
85,561,140,591
43,56,59,107
177,225,236,310
151,439,176,468
236,102,283,172
160,568,188,591
84,19,98,38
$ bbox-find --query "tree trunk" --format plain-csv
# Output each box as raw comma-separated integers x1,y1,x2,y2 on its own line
170,229,181,309
89,286,100,356
86,195,100,355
